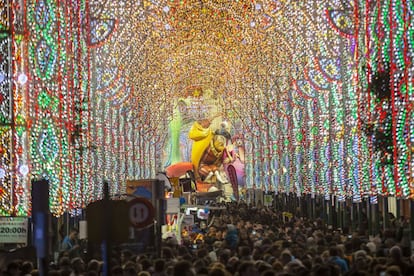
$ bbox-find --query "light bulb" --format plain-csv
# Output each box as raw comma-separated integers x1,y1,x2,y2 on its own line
18,73,28,85
19,165,29,176
0,168,6,179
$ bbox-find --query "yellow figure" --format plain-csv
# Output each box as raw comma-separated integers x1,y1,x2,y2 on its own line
189,119,214,181
189,119,231,184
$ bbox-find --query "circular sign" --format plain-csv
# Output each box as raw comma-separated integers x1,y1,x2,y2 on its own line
128,198,155,229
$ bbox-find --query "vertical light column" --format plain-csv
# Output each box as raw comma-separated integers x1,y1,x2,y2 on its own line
28,0,74,215
243,121,253,189
81,0,94,205
92,68,105,198
126,118,134,179
391,0,412,197
363,0,379,203
269,124,278,192
381,0,397,195
292,106,304,196
406,0,414,196
305,99,317,196
329,84,346,201
12,0,31,215
283,105,292,193
119,109,127,195
0,0,13,215
317,92,329,200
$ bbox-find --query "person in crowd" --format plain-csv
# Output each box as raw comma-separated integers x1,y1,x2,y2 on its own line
386,245,409,275
152,258,168,276
237,260,258,276
4,261,20,275
328,245,349,274
58,256,72,275
61,227,81,258
224,224,239,251
20,261,34,275
86,259,101,275
70,257,85,275
173,260,196,276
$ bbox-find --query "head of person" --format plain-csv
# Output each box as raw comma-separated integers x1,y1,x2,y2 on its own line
329,246,340,257
69,228,79,240
389,245,403,260
121,249,133,264
71,257,85,273
237,261,258,276
200,118,211,128
173,260,196,276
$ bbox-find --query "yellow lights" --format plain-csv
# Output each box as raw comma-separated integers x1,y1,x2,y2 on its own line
88,0,344,121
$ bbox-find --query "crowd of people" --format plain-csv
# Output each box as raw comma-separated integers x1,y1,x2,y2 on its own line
1,201,413,275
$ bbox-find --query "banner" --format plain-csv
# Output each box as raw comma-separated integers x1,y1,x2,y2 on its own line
0,217,28,244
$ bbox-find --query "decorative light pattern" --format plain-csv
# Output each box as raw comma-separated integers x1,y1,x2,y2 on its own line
0,0,13,216
0,0,411,216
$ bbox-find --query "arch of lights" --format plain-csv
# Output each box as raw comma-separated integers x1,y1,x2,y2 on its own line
0,0,412,216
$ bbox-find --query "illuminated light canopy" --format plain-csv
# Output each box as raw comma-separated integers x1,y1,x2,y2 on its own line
0,0,410,216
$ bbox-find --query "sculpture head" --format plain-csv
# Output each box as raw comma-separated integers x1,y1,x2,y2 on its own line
199,118,211,128
214,127,231,140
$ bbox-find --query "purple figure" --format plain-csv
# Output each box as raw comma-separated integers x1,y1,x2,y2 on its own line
223,135,245,201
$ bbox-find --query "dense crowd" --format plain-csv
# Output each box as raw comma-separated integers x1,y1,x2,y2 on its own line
1,201,413,275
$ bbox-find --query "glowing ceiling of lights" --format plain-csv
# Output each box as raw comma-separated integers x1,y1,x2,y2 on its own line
87,0,346,120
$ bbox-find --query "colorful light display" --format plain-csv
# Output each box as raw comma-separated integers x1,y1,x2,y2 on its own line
0,0,411,216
